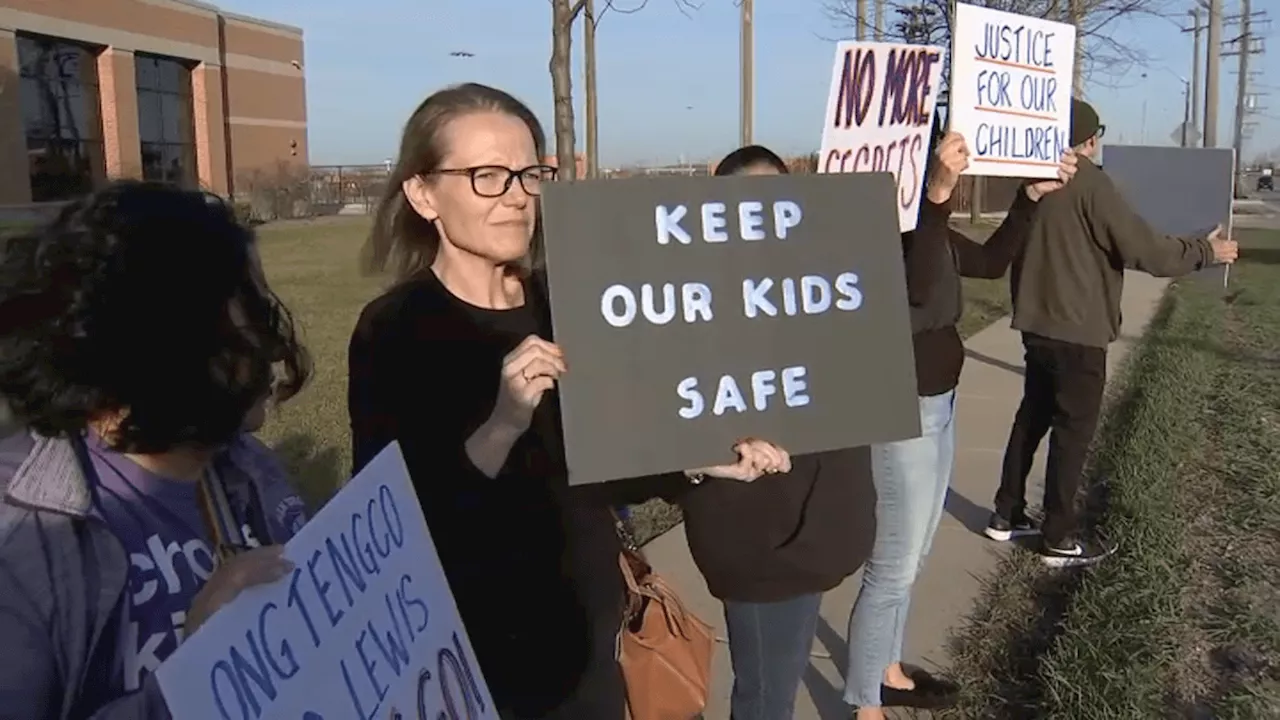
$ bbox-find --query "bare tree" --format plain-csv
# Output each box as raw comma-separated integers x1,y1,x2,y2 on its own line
550,0,700,181
824,0,1174,100
549,0,584,180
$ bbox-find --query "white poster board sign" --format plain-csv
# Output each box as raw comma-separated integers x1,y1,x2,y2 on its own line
949,3,1076,178
818,41,946,232
156,443,497,720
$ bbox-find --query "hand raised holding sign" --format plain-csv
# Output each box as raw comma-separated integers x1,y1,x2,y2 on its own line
686,438,793,483
185,546,293,637
468,335,569,478
495,335,567,431
1024,149,1079,202
925,132,971,204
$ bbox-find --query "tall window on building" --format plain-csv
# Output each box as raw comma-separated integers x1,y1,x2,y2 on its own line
136,54,197,187
16,34,107,202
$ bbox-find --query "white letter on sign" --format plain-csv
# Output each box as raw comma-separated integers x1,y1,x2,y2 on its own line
750,370,777,411
738,201,766,241
656,205,691,245
682,283,714,323
701,202,729,243
713,376,748,415
773,201,802,239
742,278,777,318
801,275,832,314
676,377,704,419
600,284,637,327
782,366,810,407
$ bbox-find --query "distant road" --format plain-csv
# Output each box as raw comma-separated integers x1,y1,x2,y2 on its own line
1235,192,1280,230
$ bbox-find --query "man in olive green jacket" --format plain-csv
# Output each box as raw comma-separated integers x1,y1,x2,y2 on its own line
985,99,1239,568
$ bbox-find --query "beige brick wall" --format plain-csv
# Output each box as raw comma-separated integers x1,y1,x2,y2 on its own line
0,0,306,204
223,67,306,123
97,48,143,180
192,62,228,193
222,19,303,66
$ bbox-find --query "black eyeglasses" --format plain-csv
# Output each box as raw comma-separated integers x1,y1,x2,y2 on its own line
1096,124,1107,139
426,165,558,198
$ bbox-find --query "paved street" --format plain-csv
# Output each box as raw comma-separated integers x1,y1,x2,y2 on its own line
645,272,1172,720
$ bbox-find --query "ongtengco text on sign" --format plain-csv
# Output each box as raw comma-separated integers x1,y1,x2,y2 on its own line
156,443,497,720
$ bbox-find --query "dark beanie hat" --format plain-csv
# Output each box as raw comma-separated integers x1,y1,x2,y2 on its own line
1070,99,1101,147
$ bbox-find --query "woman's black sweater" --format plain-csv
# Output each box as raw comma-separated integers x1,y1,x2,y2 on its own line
349,271,643,717
904,195,1037,396
347,269,878,713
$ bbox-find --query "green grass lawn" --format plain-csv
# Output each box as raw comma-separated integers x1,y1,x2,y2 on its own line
942,228,1280,719
256,217,1012,540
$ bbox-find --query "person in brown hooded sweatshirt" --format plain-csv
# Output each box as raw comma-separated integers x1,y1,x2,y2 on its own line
985,99,1239,567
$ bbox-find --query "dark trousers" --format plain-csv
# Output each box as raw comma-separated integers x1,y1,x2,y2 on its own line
723,592,824,720
994,334,1107,544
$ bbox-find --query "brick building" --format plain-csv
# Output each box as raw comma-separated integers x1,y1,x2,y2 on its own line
0,0,306,207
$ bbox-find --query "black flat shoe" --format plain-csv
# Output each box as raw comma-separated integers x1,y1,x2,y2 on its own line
879,669,960,709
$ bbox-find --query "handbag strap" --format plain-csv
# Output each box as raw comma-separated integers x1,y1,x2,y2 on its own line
610,508,641,554
197,467,249,562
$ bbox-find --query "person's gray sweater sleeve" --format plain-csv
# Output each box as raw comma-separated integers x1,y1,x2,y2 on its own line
85,677,171,720
0,576,170,720
0,590,57,720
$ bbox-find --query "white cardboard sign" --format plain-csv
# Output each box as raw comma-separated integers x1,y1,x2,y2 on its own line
818,41,946,232
156,442,498,720
949,2,1076,178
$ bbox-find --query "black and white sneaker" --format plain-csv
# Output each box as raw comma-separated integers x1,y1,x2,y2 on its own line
1040,536,1116,568
983,511,1040,542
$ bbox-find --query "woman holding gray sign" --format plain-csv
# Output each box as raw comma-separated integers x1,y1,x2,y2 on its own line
634,144,877,720
347,83,794,720
841,125,1078,718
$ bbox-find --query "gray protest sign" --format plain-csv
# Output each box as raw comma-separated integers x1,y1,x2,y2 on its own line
1102,145,1234,288
540,172,922,484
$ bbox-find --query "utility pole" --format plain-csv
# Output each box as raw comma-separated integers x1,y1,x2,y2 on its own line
1222,0,1268,178
1187,8,1203,138
1232,0,1250,177
740,0,753,147
857,0,867,40
1182,80,1192,147
1205,0,1223,147
875,0,885,40
584,0,599,179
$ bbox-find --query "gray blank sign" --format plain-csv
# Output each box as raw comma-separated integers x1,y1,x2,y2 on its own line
1101,145,1234,287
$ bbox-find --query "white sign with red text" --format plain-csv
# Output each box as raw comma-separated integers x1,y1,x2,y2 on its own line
819,41,945,232
949,2,1076,178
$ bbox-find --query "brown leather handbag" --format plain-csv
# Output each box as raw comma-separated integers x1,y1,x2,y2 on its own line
614,515,715,720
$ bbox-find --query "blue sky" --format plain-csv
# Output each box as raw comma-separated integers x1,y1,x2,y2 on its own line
219,0,1278,167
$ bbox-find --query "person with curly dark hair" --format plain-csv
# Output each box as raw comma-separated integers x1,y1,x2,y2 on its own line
0,181,314,720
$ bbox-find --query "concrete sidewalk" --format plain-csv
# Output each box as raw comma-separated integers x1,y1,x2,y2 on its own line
644,271,1171,720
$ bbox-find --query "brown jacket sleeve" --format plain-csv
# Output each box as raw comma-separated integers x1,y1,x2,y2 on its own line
1091,177,1215,277
951,190,1037,279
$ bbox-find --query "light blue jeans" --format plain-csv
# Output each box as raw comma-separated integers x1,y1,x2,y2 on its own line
843,389,957,708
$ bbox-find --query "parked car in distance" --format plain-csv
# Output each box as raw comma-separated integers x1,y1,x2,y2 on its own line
1260,175,1275,192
